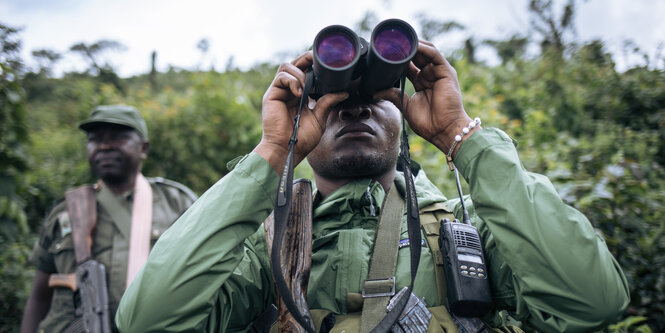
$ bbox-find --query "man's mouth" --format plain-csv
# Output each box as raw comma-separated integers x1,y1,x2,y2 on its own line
336,123,376,138
94,153,122,166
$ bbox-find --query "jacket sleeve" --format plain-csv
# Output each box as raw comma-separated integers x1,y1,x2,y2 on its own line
449,128,630,333
115,153,278,332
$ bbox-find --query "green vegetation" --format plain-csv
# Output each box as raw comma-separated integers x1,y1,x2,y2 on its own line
1,2,663,331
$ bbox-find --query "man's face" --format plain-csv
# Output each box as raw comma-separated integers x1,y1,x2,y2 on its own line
86,124,148,184
307,98,401,180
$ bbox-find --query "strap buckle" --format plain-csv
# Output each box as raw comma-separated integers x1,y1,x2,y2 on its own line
362,277,396,298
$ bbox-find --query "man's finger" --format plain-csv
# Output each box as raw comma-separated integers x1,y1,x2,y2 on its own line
373,88,410,113
412,42,446,70
266,71,302,101
291,51,314,70
311,92,349,130
277,62,308,89
407,62,424,91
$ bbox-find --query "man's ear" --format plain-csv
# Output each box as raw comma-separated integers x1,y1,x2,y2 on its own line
140,141,150,160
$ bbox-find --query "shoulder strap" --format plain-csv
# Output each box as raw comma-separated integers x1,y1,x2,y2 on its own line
419,202,455,305
126,173,153,287
65,185,97,264
360,186,404,332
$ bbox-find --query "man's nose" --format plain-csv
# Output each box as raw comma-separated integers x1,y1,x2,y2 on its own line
99,140,112,149
339,105,372,121
98,134,115,149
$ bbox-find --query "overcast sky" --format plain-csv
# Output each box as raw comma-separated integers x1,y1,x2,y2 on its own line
2,0,664,77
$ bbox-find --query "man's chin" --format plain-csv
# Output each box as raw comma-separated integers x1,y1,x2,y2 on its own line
329,153,396,178
94,169,130,184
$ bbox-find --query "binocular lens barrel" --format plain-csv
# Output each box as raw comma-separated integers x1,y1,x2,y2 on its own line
312,26,362,97
311,19,417,99
361,19,418,97
373,25,414,62
317,34,357,68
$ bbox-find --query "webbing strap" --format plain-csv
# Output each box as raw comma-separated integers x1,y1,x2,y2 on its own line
421,208,456,305
360,187,404,333
367,74,422,333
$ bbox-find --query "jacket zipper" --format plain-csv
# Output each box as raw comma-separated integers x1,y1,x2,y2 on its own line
365,182,376,217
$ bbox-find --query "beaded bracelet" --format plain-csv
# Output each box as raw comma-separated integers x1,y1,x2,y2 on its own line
446,117,481,171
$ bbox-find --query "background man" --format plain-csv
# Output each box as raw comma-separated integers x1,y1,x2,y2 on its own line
116,41,629,332
20,105,197,333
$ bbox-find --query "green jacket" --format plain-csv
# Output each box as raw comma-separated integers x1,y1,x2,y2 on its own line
30,177,197,333
116,128,629,332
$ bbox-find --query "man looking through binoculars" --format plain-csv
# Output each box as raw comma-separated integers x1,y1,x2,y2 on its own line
116,25,629,332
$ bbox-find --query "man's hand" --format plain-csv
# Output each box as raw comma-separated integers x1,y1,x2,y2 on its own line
253,51,348,173
376,41,479,157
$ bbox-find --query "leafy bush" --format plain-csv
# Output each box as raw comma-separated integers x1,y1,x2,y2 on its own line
0,30,34,330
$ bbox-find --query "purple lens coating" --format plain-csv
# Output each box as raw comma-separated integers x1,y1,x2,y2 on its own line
317,34,356,68
374,26,413,61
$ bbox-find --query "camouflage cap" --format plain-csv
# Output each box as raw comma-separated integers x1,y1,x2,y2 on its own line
79,105,149,141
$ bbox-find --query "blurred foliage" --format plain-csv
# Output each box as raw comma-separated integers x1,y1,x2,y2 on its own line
2,4,665,330
609,316,653,333
0,23,35,332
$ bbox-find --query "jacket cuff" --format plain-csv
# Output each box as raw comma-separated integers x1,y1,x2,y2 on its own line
453,127,517,177
233,152,280,194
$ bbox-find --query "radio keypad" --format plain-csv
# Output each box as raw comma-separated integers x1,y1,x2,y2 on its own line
459,263,487,279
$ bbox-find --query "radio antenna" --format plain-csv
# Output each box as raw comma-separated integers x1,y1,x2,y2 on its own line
453,164,471,225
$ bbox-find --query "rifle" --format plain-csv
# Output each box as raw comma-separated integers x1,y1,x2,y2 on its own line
264,179,313,332
71,260,111,333
50,186,111,333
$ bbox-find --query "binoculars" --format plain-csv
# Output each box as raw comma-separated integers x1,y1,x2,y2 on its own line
310,19,418,100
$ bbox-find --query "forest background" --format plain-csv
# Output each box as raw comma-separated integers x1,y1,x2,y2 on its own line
1,1,664,332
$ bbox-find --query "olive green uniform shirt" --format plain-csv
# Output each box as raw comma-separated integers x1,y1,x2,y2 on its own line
29,177,197,333
116,128,630,332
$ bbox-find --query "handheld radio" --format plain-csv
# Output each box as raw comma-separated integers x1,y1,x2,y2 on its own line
439,218,491,317
438,164,492,317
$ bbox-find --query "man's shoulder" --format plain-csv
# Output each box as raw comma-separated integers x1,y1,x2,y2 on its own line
148,177,198,202
36,192,76,247
44,183,99,229
41,198,68,230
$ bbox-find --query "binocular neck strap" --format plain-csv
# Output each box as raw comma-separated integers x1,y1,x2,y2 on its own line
398,75,422,292
271,69,317,333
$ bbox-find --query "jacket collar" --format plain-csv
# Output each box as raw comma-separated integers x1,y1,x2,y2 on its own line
311,167,447,225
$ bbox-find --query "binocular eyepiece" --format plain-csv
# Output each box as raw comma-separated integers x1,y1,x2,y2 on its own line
311,19,418,100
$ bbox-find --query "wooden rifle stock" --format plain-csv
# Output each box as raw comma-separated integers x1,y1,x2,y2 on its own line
48,273,77,291
264,179,313,332
65,186,97,263
63,186,111,333
47,187,97,292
